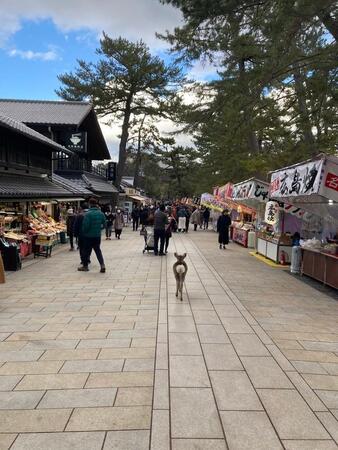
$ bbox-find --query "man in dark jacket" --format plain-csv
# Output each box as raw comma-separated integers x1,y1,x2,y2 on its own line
217,209,231,249
153,204,168,256
78,198,106,273
73,203,89,266
203,208,210,230
131,206,140,231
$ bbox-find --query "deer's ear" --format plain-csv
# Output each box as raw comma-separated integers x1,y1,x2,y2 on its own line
183,253,187,258
174,252,178,258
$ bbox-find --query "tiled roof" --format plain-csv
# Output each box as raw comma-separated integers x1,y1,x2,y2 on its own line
52,174,93,196
0,113,70,154
55,172,117,195
83,173,118,194
0,99,92,125
0,173,74,199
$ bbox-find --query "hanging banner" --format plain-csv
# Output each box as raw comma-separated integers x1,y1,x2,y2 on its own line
232,179,269,202
265,201,279,225
218,183,233,200
270,159,323,198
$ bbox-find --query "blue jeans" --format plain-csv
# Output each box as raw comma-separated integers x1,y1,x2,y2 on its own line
154,229,165,255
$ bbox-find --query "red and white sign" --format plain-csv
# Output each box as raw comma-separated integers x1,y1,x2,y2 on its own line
325,172,338,192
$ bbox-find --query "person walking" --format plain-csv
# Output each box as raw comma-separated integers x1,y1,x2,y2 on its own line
154,204,168,256
105,209,114,240
165,211,177,253
185,208,191,233
73,203,89,266
139,206,148,227
199,208,204,229
203,207,210,230
190,208,201,231
66,208,76,250
131,206,140,231
114,209,124,239
217,209,231,249
78,198,106,273
177,207,187,232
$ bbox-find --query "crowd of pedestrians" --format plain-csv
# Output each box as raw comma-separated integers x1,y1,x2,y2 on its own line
64,200,232,271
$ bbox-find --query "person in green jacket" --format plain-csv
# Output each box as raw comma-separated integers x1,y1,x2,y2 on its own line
78,198,106,273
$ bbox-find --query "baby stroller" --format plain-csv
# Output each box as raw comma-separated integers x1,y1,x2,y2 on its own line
141,226,155,253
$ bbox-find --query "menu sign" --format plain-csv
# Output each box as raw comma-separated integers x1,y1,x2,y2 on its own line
265,201,279,225
270,160,323,198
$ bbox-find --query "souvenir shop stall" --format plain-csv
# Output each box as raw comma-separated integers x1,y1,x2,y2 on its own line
270,154,338,288
231,178,269,247
0,201,67,269
201,190,254,234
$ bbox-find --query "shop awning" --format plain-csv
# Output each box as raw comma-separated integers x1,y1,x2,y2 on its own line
128,194,146,202
269,154,338,221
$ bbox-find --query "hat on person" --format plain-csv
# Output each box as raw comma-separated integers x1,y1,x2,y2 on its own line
67,208,74,215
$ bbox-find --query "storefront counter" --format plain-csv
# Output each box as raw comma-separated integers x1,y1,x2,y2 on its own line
256,234,293,264
302,248,338,290
232,227,249,247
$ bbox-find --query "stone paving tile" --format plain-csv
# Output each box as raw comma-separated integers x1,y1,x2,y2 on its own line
114,386,153,406
169,332,202,355
210,370,262,410
103,430,150,450
86,371,154,388
171,439,227,450
171,387,223,438
292,361,328,374
0,390,44,409
0,360,63,375
0,434,16,450
11,432,105,450
221,411,283,449
0,375,22,391
67,406,151,431
15,373,88,390
241,356,293,388
258,389,330,439
321,363,338,375
316,412,338,443
303,374,338,390
196,324,229,343
170,355,210,387
38,387,117,408
316,390,338,409
150,409,170,450
282,440,338,450
123,358,155,372
229,333,270,356
0,409,71,432
202,343,243,371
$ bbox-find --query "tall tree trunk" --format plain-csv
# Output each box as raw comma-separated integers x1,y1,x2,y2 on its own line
133,115,146,188
116,93,133,187
238,59,260,154
293,68,317,156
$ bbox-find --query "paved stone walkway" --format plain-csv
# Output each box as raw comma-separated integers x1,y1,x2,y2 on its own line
0,228,337,449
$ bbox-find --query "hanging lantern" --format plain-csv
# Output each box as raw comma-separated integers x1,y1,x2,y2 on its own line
265,201,279,225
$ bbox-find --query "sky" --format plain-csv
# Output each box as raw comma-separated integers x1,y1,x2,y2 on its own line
0,0,218,158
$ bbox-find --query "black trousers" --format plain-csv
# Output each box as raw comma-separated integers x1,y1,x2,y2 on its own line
68,232,74,249
194,224,198,231
154,229,165,255
78,236,86,265
165,235,170,252
83,237,104,267
133,218,139,231
115,229,122,238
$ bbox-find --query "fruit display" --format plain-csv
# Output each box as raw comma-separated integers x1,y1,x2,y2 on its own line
28,214,66,234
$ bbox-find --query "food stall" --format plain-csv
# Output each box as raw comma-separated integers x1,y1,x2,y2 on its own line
231,178,269,247
270,154,338,288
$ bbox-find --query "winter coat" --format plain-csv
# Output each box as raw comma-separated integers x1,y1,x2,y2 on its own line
217,214,231,244
114,212,124,230
190,209,201,225
66,215,76,235
81,207,106,238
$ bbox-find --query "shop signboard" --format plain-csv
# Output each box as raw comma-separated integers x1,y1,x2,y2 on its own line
270,159,323,198
59,131,87,153
218,183,233,200
232,179,269,202
320,159,338,203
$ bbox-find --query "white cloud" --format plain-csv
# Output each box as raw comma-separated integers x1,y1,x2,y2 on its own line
0,0,182,49
8,47,59,61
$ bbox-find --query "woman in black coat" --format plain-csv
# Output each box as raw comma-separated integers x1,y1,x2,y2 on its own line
217,209,231,249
